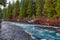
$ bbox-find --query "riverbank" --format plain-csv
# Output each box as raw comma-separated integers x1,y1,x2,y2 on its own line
3,17,60,27
2,21,60,33
3,19,60,27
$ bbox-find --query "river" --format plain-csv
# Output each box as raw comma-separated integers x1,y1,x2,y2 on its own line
1,21,60,40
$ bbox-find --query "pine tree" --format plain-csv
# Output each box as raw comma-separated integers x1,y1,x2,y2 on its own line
36,0,41,18
0,0,6,6
19,0,27,19
0,0,6,19
6,2,12,19
5,8,8,19
44,0,57,19
12,0,20,19
3,8,7,19
55,0,60,18
32,1,36,19
0,8,3,19
27,0,34,19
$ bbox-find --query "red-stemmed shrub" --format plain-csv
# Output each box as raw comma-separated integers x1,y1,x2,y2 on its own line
33,18,60,27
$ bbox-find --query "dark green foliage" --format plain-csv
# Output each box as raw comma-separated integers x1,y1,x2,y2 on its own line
55,0,60,18
36,0,41,18
44,0,57,19
0,0,6,6
27,0,34,19
3,8,7,19
12,0,20,18
0,8,3,19
19,0,27,19
2,0,60,20
6,2,12,19
0,0,6,19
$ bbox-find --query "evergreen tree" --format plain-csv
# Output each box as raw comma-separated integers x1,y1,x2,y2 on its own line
12,0,20,18
0,0,6,6
3,8,8,19
10,1,15,19
32,1,36,19
44,0,57,19
55,0,60,18
6,2,12,19
36,0,41,18
3,8,7,19
27,0,34,19
0,0,6,19
0,8,3,19
19,0,27,19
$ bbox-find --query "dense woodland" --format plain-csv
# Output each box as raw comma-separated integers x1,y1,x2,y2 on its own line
0,0,6,19
2,0,60,26
0,0,6,6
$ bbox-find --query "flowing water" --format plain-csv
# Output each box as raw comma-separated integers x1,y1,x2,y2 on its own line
2,21,60,40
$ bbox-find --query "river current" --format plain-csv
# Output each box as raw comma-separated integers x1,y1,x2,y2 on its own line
2,21,60,40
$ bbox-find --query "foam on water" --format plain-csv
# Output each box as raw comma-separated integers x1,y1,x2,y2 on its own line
41,39,47,40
